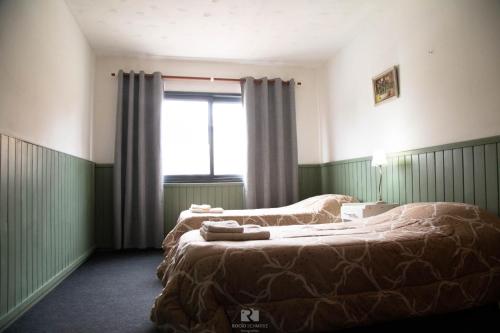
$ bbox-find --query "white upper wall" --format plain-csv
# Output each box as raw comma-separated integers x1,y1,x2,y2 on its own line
0,0,95,160
321,0,500,162
93,56,322,164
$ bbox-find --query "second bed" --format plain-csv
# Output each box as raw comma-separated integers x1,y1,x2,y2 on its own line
157,194,357,280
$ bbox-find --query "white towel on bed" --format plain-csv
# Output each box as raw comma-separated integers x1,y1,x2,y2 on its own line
190,204,224,214
200,225,270,241
210,207,224,213
201,220,243,233
191,204,211,210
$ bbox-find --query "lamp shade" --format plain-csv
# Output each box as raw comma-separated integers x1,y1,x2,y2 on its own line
372,150,387,167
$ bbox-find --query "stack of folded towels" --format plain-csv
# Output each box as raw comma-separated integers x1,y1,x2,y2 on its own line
200,220,270,241
190,204,224,214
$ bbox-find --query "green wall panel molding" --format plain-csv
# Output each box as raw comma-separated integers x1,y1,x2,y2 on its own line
0,134,95,331
321,135,500,217
323,135,500,166
94,165,322,248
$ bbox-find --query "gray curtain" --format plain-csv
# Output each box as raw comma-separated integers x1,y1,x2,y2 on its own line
241,77,299,209
113,70,164,249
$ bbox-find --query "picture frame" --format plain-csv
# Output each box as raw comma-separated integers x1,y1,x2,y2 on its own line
372,66,399,105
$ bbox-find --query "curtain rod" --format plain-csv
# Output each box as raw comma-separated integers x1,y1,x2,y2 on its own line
110,72,301,86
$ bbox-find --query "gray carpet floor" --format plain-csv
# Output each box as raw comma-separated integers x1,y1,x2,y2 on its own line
5,250,500,332
6,250,162,333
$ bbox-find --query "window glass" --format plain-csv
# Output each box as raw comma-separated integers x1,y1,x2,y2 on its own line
212,101,246,175
162,99,210,175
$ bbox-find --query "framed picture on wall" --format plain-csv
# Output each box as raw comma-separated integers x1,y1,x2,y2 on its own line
372,66,399,105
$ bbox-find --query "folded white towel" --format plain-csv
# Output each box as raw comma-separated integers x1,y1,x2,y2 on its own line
201,220,243,233
191,208,208,213
190,207,224,214
208,207,224,213
200,225,270,241
191,204,211,210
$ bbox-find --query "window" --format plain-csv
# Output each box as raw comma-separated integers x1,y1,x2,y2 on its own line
162,92,246,183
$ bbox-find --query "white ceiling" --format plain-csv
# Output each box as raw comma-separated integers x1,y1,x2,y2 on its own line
66,0,380,66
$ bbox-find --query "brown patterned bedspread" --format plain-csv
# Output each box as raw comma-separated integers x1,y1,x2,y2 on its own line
151,202,500,332
156,194,357,280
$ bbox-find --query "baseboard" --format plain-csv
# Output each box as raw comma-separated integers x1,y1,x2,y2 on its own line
0,247,95,332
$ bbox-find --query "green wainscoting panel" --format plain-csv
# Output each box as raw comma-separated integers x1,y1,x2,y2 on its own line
95,165,114,249
94,167,246,247
94,135,500,250
94,165,320,248
322,136,500,217
163,183,245,233
0,134,95,331
298,165,322,200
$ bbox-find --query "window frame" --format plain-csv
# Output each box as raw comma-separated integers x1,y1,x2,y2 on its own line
163,91,244,184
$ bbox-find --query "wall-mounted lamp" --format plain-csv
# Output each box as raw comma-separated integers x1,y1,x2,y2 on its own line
371,150,387,203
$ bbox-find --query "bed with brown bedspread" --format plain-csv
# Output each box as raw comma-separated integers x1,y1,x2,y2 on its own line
156,194,357,280
151,202,500,332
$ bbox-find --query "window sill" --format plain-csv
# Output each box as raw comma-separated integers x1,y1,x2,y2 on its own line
163,175,243,184
164,181,243,185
